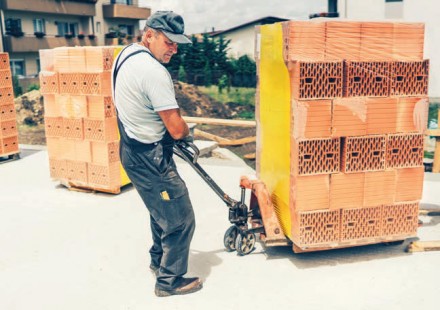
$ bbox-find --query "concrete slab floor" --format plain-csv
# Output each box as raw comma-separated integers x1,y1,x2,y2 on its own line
0,148,439,310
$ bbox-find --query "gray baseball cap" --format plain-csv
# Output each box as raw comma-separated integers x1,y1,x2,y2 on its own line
145,11,192,44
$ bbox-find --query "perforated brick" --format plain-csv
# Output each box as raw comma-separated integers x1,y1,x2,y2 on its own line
0,69,12,88
0,119,18,138
87,162,121,189
48,158,67,179
1,135,18,154
91,141,120,165
363,170,396,207
43,95,59,117
290,61,343,100
0,87,14,105
386,133,424,168
341,206,382,241
63,118,84,140
292,99,331,139
332,97,367,137
44,117,64,137
342,135,386,173
291,175,330,212
39,71,59,94
59,73,82,95
382,202,419,237
0,53,9,70
83,117,118,142
81,72,111,96
87,96,115,118
395,167,424,202
366,97,397,135
0,103,16,121
344,61,390,97
390,60,429,96
282,21,326,61
396,97,428,133
66,160,88,184
292,138,340,175
293,209,340,246
330,172,364,209
85,47,115,72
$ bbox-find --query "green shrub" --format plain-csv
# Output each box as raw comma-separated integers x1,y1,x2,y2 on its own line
27,83,40,92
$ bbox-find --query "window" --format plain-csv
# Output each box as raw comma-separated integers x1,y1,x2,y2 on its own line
96,21,101,34
56,22,79,36
33,19,46,33
10,60,25,77
5,18,22,34
118,24,134,35
36,59,41,73
111,0,133,5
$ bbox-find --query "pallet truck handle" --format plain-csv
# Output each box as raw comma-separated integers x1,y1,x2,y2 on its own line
175,140,200,164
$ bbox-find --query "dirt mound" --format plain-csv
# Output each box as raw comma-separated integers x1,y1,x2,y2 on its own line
14,90,44,126
175,81,249,118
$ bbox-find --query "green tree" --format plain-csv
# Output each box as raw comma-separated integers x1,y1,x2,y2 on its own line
12,75,23,97
178,65,187,82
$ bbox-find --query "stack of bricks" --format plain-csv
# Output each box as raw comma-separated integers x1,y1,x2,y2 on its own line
39,46,129,194
281,20,428,250
0,52,19,158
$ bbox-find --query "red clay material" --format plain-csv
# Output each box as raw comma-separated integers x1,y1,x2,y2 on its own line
344,61,390,97
292,137,340,175
386,133,424,168
341,135,386,173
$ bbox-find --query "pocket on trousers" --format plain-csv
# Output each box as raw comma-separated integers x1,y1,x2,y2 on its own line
158,176,190,230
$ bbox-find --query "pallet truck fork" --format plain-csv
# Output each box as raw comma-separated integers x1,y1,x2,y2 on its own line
173,141,289,255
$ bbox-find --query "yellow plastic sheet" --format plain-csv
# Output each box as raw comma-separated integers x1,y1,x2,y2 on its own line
257,23,292,238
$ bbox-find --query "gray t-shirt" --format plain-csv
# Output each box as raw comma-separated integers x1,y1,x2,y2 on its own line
112,44,179,144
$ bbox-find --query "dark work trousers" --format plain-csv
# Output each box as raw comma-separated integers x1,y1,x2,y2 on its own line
118,120,196,290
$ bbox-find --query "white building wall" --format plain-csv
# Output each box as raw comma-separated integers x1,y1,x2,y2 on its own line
337,0,439,97
222,26,256,59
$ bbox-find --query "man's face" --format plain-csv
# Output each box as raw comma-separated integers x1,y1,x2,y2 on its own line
147,30,178,63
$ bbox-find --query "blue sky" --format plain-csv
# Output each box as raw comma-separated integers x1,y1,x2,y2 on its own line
139,0,328,34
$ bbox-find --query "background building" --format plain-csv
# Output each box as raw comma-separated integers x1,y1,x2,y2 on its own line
0,0,150,78
336,0,439,97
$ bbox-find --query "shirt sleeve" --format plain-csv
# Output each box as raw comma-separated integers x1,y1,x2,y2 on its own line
144,65,179,112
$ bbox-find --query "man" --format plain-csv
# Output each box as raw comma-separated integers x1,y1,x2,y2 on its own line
111,11,202,297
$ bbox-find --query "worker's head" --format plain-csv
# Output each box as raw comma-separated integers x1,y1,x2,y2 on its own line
142,11,191,63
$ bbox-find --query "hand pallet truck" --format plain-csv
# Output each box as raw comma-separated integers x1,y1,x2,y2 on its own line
173,140,289,255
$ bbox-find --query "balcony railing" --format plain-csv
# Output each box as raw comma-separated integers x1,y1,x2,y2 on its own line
0,0,96,16
102,2,150,20
3,34,98,53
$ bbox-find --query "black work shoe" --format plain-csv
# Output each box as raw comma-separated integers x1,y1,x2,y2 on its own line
149,264,159,275
155,277,203,297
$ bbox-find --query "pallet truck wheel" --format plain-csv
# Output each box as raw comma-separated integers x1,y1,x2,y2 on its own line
235,232,256,256
223,226,238,252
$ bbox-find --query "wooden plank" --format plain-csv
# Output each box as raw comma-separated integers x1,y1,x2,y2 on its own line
406,241,440,252
193,128,229,143
243,152,256,160
183,116,256,127
219,136,256,146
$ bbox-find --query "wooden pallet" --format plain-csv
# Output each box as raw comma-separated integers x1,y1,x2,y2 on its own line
58,179,132,195
0,152,20,164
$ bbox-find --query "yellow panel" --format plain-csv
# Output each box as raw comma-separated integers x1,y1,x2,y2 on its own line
114,45,132,187
257,23,292,238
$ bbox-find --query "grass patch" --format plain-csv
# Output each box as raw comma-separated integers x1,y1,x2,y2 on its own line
199,86,255,107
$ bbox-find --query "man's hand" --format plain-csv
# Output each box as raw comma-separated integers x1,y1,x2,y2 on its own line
181,132,194,143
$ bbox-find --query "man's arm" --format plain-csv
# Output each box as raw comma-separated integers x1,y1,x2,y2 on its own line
158,108,189,140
